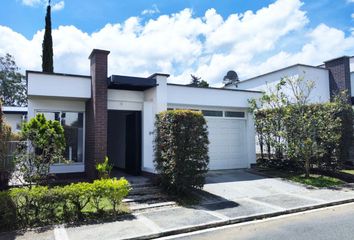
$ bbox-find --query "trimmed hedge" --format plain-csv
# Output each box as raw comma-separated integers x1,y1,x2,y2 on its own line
154,110,209,195
0,178,131,231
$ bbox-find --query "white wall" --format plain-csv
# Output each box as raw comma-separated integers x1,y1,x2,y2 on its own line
351,72,354,97
107,89,144,111
233,65,330,103
167,85,261,108
3,113,24,132
27,72,91,99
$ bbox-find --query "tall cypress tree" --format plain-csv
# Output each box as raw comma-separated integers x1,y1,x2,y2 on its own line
42,0,54,73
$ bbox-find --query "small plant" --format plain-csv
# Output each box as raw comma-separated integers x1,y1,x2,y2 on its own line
96,156,113,179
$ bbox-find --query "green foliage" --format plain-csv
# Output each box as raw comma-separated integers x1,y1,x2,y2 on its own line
14,114,66,186
96,156,113,179
189,74,209,88
0,53,27,106
0,178,131,231
42,2,54,73
250,76,353,177
154,110,209,195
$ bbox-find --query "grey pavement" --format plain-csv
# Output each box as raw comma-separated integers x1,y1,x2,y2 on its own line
164,202,354,240
1,170,354,240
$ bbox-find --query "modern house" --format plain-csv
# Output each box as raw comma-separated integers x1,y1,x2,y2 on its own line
2,106,27,133
225,55,354,161
26,49,261,178
226,56,354,104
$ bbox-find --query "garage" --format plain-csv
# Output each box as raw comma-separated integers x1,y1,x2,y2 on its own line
203,110,247,170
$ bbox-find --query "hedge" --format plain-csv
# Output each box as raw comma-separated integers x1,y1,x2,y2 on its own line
0,178,131,231
154,110,209,195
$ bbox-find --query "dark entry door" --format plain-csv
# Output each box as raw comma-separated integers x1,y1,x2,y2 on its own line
125,112,142,175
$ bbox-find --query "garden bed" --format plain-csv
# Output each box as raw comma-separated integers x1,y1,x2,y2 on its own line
255,168,345,188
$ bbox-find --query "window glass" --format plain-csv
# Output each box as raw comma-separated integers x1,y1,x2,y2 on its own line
202,110,223,117
37,111,84,163
62,112,84,163
224,111,245,118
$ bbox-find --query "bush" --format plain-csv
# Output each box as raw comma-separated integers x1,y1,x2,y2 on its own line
154,110,209,195
14,114,66,186
0,178,131,231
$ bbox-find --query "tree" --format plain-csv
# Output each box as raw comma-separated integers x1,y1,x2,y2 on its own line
189,74,209,88
0,101,13,189
0,54,27,106
14,114,65,186
42,0,54,73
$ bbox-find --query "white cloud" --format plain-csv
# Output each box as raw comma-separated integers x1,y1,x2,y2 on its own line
52,1,64,11
351,13,354,19
21,0,42,7
348,0,354,3
2,0,354,85
141,4,160,15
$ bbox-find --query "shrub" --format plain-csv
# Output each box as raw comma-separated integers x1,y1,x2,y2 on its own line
13,113,66,186
154,110,209,195
0,178,131,230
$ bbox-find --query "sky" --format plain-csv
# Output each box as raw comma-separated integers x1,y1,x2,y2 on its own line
0,0,353,85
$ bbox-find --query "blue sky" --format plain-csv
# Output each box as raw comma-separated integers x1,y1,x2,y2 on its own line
0,0,353,84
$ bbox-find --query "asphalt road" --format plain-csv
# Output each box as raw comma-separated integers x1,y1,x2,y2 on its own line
164,203,354,240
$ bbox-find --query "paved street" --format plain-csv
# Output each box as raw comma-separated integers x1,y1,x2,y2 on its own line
165,202,354,240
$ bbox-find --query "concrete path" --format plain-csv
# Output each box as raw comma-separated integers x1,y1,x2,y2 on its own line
1,170,354,240
163,202,354,240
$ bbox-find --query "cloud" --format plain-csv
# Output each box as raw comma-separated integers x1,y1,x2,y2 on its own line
21,0,42,6
2,0,354,86
352,13,354,19
141,4,160,15
52,1,64,11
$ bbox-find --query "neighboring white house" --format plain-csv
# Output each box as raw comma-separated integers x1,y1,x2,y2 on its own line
2,106,27,133
26,49,262,177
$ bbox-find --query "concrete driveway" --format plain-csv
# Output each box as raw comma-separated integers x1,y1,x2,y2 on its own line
201,169,354,210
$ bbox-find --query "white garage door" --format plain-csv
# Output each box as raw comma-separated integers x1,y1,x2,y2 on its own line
206,117,247,170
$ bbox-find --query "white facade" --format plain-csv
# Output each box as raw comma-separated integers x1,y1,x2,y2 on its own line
2,106,27,133
228,65,330,104
27,70,262,174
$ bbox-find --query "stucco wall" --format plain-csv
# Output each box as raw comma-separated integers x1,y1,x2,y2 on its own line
232,65,330,103
3,113,23,133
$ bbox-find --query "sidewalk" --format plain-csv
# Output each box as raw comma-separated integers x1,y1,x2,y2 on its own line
2,172,354,240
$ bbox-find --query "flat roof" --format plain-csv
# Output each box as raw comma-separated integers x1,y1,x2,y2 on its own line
3,106,28,114
108,75,157,91
236,63,328,85
167,83,262,93
26,70,91,79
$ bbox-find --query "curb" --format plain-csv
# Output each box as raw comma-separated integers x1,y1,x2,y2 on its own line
123,198,354,240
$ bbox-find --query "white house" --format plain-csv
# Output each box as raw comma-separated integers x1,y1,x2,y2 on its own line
2,106,27,133
26,49,262,177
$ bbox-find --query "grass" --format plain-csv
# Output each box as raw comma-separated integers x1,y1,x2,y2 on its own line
341,169,354,175
289,175,344,188
260,169,344,188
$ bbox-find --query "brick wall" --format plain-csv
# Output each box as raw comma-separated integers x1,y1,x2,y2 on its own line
324,56,351,100
85,49,110,179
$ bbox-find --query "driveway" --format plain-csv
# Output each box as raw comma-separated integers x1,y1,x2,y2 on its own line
200,169,354,211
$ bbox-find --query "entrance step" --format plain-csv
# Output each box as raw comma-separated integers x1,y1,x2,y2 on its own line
128,200,177,212
125,184,177,212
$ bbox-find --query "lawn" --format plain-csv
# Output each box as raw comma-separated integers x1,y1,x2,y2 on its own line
341,169,354,175
259,169,344,188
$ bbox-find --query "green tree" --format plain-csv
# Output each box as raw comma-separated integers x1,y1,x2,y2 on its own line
0,54,27,106
14,114,65,186
189,74,209,88
42,0,54,73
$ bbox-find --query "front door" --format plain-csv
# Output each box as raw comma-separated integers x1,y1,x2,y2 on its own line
125,112,142,175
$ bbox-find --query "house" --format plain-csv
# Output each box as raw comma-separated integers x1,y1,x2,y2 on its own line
26,49,262,178
225,55,354,161
225,56,354,104
2,106,27,133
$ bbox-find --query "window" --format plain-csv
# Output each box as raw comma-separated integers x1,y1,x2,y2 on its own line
224,111,245,118
202,110,223,117
38,111,84,163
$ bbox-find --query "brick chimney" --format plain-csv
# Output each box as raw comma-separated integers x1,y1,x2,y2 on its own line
85,49,110,179
324,56,351,101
